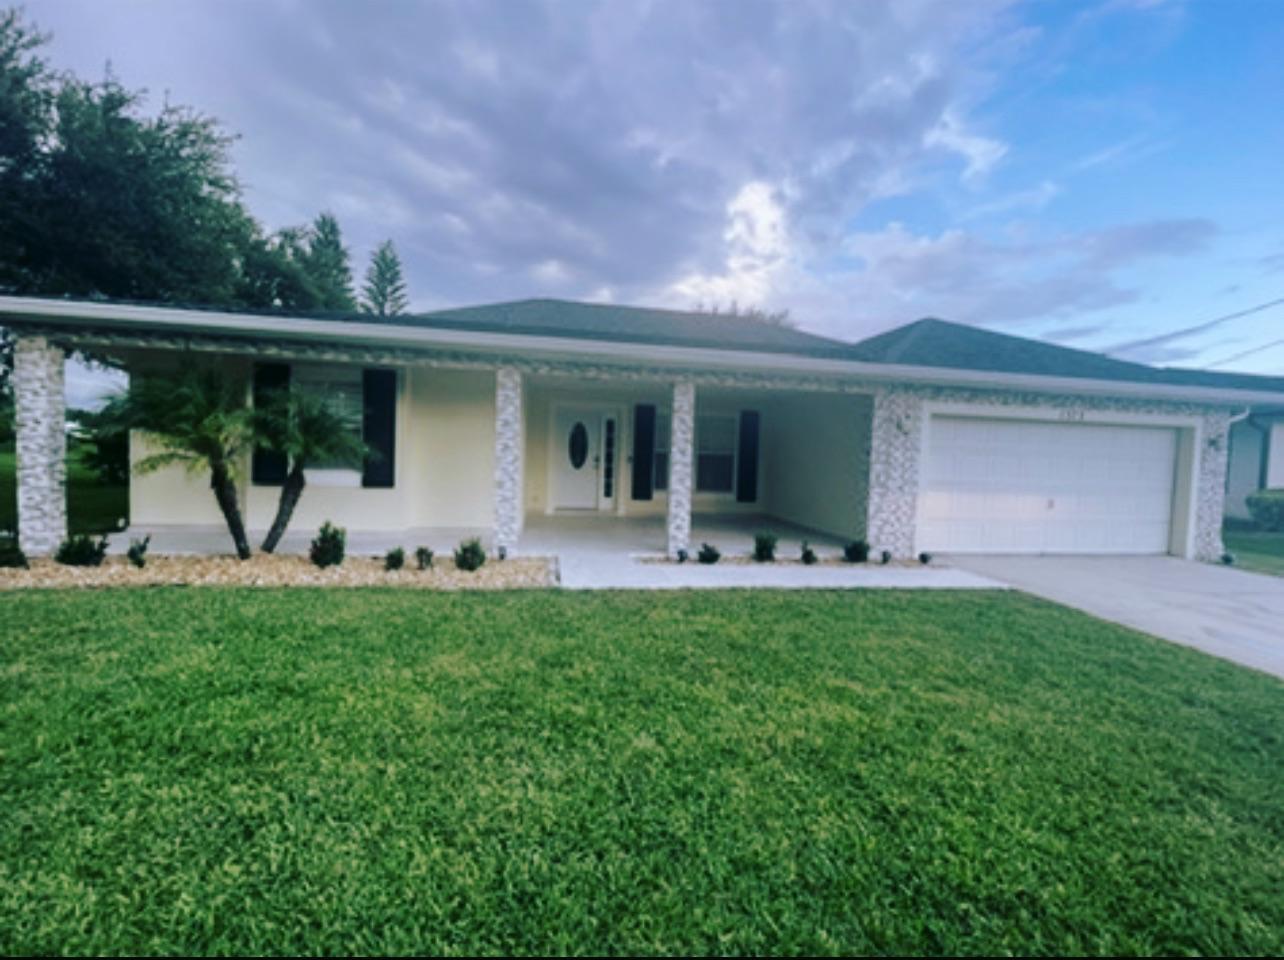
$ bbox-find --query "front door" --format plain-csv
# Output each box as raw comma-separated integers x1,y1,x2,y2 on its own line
552,406,601,510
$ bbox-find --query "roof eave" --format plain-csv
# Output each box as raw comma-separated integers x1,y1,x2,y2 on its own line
2,295,1281,408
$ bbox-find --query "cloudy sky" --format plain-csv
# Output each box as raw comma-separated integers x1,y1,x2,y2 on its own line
26,0,1284,404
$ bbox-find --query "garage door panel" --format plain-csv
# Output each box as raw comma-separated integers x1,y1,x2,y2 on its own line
918,416,1178,555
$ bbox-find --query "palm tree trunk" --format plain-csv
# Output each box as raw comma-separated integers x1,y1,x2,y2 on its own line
260,464,307,554
209,458,252,560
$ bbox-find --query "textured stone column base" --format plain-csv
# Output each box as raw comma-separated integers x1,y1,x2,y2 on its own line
667,380,695,559
1194,410,1231,562
493,366,524,553
865,387,923,560
14,336,67,556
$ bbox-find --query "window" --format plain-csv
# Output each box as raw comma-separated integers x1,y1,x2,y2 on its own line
293,364,364,479
696,414,736,493
654,413,671,491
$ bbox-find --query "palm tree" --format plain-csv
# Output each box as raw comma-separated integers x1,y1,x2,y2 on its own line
253,387,368,553
101,365,255,559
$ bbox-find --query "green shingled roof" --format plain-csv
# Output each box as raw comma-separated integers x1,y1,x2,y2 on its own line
845,317,1284,395
411,298,854,356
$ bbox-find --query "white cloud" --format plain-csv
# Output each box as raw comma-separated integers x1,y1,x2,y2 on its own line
666,181,791,309
730,217,1217,344
924,110,1009,184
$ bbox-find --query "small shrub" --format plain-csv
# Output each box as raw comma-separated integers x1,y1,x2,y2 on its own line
415,546,434,570
0,537,28,569
1246,489,1284,532
753,532,777,562
127,535,151,569
800,541,817,565
1221,552,1236,566
310,522,346,568
676,548,688,564
880,549,892,565
843,540,870,563
918,551,933,565
55,534,109,567
384,547,405,571
697,542,720,564
454,538,486,572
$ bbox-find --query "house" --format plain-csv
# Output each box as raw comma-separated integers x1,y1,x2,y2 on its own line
1142,367,1284,522
6,295,1284,561
1226,406,1284,520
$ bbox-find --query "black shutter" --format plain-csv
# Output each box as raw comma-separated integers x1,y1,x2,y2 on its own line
736,410,760,503
362,368,397,488
631,403,656,501
251,362,290,485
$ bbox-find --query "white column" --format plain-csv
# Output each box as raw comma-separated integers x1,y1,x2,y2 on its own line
493,366,524,555
667,379,695,559
13,335,67,556
865,387,923,559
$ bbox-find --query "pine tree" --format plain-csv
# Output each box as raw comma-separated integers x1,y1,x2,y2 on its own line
301,213,355,311
360,239,410,316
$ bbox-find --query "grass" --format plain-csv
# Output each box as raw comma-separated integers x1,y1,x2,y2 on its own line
0,445,128,536
1,589,1281,956
1224,523,1284,576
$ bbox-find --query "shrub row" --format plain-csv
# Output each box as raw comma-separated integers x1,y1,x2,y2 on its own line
309,522,488,572
696,534,930,566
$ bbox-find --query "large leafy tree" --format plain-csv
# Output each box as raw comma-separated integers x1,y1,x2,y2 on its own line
360,239,410,316
234,228,327,311
1,70,254,303
252,387,368,553
0,9,350,348
99,366,255,559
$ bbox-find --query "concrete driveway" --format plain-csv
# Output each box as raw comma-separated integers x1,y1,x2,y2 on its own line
949,555,1284,680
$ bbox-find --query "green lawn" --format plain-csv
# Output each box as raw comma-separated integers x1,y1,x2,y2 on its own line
1224,524,1284,576
2,590,1281,955
0,446,128,536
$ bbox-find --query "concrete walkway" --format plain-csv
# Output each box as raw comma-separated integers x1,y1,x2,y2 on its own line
949,555,1284,680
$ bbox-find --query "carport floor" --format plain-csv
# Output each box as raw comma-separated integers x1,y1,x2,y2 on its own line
518,514,1001,590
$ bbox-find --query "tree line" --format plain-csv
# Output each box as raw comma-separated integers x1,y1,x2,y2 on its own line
0,6,410,405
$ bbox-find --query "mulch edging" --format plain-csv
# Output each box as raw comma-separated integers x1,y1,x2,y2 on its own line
0,554,558,590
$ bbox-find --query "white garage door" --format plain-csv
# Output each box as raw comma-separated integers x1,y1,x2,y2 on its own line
918,416,1179,555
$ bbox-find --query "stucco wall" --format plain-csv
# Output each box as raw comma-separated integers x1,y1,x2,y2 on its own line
763,392,870,540
131,363,498,536
410,367,496,529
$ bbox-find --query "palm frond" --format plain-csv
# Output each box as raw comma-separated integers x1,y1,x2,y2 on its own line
253,386,368,470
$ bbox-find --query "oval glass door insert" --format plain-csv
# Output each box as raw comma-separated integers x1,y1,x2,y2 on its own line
568,422,589,469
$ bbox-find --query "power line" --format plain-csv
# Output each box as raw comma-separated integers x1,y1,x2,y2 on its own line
1107,295,1284,356
1207,336,1284,369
